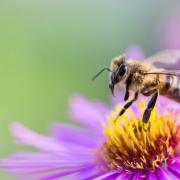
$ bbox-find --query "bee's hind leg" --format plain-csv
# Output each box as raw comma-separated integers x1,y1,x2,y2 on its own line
115,91,139,122
142,90,159,123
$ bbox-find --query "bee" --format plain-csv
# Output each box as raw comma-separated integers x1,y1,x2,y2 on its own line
92,50,180,123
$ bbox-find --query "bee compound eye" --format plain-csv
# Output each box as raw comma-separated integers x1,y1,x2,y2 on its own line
118,65,127,76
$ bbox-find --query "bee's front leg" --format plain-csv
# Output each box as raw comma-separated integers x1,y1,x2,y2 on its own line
124,86,130,101
124,90,129,101
124,78,131,101
115,91,139,121
142,90,159,123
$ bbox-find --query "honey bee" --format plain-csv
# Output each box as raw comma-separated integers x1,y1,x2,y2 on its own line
92,50,180,123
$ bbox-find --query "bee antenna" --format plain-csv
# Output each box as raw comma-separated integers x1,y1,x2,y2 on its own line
92,68,112,81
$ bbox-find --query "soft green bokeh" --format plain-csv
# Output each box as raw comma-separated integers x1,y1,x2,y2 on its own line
0,0,179,179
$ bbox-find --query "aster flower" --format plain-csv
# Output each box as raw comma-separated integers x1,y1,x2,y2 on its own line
1,94,180,180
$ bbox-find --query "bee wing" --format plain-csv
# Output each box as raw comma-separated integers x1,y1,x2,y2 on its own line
144,70,180,77
145,49,180,70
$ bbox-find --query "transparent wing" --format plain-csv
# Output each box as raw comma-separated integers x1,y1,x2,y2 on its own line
144,70,180,77
145,49,180,70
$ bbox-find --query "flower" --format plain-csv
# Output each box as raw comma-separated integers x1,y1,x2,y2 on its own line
1,94,180,180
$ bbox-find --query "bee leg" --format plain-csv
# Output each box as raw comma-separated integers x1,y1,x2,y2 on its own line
124,90,130,101
118,91,139,117
142,91,159,123
124,78,131,101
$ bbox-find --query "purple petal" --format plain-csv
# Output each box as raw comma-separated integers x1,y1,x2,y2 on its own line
1,152,93,170
69,95,110,131
171,157,180,164
168,157,180,177
157,166,179,180
10,122,67,152
13,165,93,180
94,171,119,180
116,171,133,180
39,165,94,180
39,169,82,180
10,122,95,157
146,171,158,180
51,123,102,148
125,45,145,60
131,170,146,180
1,152,96,180
73,167,101,180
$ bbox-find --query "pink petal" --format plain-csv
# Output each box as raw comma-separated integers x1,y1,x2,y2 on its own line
146,171,158,180
94,171,118,180
157,166,179,180
69,95,110,131
51,123,103,148
11,122,66,152
10,122,94,156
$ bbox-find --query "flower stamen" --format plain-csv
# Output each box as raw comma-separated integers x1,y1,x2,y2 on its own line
97,101,180,171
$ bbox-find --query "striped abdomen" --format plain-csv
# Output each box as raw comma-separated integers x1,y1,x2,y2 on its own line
159,75,180,102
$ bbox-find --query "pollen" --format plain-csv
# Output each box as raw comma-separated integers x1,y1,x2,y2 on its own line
98,101,180,171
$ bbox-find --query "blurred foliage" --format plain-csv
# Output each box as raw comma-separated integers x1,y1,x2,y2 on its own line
0,0,180,179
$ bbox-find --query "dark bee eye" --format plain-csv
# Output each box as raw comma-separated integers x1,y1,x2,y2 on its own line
118,65,127,76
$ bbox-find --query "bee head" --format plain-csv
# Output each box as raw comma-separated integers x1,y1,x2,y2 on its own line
109,55,128,96
92,54,128,96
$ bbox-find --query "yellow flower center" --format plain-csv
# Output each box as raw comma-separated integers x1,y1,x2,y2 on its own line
98,101,180,171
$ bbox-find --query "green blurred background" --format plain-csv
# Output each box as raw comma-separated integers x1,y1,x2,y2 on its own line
0,0,180,179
